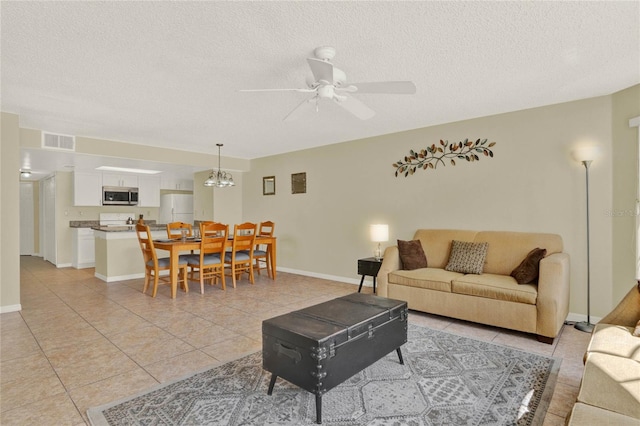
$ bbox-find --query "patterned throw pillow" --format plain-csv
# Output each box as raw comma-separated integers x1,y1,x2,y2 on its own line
397,239,428,270
445,240,489,275
510,248,547,284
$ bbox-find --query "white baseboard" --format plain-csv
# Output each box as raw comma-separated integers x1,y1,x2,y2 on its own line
565,312,602,324
276,267,363,287
0,304,22,313
56,263,72,268
95,270,169,283
95,272,144,282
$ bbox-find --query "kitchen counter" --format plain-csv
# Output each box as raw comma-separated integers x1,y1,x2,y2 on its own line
91,224,166,232
69,220,100,228
69,220,165,232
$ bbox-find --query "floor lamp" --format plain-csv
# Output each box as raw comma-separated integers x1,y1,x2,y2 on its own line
572,145,600,333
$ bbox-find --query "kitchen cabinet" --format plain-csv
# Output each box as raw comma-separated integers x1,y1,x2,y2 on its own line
103,173,138,188
72,228,95,269
138,176,160,207
73,171,102,206
160,175,194,191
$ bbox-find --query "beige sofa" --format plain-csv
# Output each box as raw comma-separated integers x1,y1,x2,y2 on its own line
377,229,570,343
566,284,640,425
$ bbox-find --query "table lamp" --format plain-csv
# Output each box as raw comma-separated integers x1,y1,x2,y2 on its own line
370,224,389,260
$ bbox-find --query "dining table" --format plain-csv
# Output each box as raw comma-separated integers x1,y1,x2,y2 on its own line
153,235,277,298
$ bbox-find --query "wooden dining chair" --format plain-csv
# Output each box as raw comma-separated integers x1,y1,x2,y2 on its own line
224,222,257,288
166,222,193,239
253,221,275,278
136,223,189,297
185,222,228,294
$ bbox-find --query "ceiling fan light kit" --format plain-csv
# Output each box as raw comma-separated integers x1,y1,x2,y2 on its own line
240,46,416,121
204,143,235,188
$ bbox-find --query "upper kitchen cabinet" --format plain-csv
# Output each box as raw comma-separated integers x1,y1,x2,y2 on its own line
160,175,194,191
137,176,161,207
73,171,102,206
103,173,138,188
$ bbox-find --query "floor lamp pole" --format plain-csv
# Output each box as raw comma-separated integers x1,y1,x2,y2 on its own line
575,160,594,333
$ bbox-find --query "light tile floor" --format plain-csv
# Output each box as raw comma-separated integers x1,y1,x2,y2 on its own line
0,256,591,425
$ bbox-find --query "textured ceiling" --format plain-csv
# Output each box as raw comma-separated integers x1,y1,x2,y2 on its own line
2,1,639,168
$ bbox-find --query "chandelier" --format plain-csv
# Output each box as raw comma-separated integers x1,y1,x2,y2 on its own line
204,143,235,187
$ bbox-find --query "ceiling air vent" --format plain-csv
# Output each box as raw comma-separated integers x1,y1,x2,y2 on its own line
42,132,75,151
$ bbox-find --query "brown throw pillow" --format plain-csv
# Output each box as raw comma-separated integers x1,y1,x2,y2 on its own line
445,240,489,274
397,240,428,270
511,248,547,284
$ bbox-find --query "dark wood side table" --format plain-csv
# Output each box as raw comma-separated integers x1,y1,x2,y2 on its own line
358,257,383,294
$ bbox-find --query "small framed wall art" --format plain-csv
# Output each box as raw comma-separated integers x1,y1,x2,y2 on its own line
291,172,306,194
263,176,276,195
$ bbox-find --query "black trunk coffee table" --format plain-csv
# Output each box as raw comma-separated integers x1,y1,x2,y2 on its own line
262,292,408,424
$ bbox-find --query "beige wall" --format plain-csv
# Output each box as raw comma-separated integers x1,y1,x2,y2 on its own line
18,129,251,173
611,85,640,303
1,112,21,312
213,173,243,226
2,86,638,318
244,95,616,319
193,170,214,220
193,169,244,224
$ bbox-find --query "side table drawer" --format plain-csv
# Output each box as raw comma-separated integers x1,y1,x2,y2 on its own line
358,258,382,276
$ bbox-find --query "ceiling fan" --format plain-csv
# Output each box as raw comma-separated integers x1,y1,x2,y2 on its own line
240,46,416,121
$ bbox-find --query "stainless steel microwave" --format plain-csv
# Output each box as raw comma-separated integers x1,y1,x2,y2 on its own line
102,186,139,206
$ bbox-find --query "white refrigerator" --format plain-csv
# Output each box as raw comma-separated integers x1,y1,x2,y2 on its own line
159,194,194,224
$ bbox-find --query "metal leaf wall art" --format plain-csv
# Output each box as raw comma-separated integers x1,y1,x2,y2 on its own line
393,138,496,177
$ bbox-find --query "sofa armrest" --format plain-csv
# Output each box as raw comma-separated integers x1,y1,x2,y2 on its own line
536,252,571,338
599,283,640,327
377,245,401,297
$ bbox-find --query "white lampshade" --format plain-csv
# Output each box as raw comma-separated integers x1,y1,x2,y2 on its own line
370,224,389,242
572,144,601,163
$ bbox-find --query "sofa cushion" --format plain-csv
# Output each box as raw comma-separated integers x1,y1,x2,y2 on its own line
635,319,640,337
578,352,640,419
397,239,428,270
510,247,547,284
451,273,538,304
587,323,640,361
388,268,461,292
567,402,640,426
445,240,488,274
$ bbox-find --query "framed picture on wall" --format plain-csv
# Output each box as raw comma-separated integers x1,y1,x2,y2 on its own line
291,172,306,194
263,176,276,195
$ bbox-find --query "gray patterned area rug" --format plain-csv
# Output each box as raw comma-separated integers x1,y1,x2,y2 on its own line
88,324,560,426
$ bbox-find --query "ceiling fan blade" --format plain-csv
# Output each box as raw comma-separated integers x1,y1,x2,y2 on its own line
345,81,417,94
307,58,334,83
334,94,375,120
283,97,316,122
239,88,315,93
